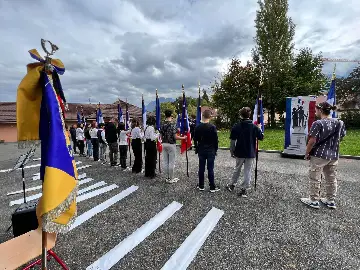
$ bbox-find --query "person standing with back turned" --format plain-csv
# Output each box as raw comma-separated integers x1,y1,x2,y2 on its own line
106,118,119,166
301,102,346,209
227,107,264,198
194,109,220,192
160,109,187,183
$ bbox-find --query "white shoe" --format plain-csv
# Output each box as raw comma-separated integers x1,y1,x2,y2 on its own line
320,198,336,209
169,178,180,183
300,198,320,209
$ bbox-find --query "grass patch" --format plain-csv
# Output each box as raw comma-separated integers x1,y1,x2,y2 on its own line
217,129,360,156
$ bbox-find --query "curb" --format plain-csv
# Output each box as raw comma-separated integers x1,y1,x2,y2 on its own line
217,147,360,160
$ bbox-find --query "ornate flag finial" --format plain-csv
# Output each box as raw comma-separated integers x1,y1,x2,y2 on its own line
182,84,184,93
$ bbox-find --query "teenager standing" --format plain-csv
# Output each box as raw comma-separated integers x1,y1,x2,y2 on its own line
118,122,130,169
76,123,85,156
301,102,346,209
227,107,264,197
105,118,119,166
97,123,108,164
131,118,143,173
144,116,158,178
90,122,99,161
160,110,186,183
194,110,220,192
70,124,77,154
84,124,93,158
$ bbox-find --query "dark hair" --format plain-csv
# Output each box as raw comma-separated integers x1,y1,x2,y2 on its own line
239,107,251,119
316,102,336,115
165,110,173,118
77,123,82,128
131,118,140,128
202,110,212,119
99,123,105,128
146,115,156,126
118,122,125,131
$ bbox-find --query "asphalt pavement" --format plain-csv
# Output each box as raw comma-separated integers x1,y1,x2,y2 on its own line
0,143,359,269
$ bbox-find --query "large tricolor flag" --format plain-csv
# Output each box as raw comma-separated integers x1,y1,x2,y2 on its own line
196,83,202,126
253,93,264,132
17,49,78,232
96,103,104,124
155,90,161,131
118,102,124,123
327,68,336,118
180,90,192,154
142,95,147,129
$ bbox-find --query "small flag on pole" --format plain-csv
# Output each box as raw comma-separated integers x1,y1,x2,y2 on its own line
118,102,124,123
142,95,147,129
327,65,336,118
196,82,202,126
180,90,192,154
253,94,264,131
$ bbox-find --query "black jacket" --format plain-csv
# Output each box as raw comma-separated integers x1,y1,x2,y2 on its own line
105,122,118,143
194,123,218,154
70,127,76,140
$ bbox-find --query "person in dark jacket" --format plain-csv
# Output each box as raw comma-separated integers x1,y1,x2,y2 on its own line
70,124,77,154
227,107,264,197
105,118,119,166
194,110,220,192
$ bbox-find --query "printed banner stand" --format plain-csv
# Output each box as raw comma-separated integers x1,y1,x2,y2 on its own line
281,96,317,158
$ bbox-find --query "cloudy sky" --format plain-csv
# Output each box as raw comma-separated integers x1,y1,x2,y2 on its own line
0,0,359,107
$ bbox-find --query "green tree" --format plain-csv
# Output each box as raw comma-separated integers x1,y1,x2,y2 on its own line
211,59,261,126
252,0,295,126
336,65,360,109
291,47,327,97
160,102,177,120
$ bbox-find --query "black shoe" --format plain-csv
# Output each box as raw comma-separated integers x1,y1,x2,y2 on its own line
210,186,220,193
238,189,248,198
197,185,205,191
226,184,235,192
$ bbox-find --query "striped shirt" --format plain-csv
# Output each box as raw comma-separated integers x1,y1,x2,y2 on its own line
309,118,346,160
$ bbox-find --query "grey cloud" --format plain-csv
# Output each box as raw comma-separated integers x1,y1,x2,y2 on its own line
0,0,359,105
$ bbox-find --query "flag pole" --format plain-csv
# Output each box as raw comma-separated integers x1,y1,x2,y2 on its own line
156,89,161,173
254,75,262,191
126,98,131,167
182,84,189,177
40,38,60,270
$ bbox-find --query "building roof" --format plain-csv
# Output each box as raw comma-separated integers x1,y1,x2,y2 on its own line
0,100,143,124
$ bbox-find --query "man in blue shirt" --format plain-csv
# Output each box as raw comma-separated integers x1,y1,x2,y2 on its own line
227,107,264,197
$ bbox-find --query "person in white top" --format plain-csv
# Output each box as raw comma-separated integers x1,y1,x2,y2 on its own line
97,123,108,163
76,123,85,156
130,118,144,173
144,116,159,178
89,122,99,161
118,122,131,169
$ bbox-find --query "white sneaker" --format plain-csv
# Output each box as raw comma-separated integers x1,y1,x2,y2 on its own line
300,198,320,209
169,178,180,183
320,198,336,209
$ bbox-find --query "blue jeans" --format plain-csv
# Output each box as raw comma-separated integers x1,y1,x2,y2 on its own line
86,139,93,157
198,150,216,189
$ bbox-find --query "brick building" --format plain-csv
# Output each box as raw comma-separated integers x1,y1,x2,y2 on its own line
0,100,142,142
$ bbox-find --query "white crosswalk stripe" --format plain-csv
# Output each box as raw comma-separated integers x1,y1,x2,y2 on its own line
161,207,224,270
9,181,111,206
86,201,183,270
69,185,138,231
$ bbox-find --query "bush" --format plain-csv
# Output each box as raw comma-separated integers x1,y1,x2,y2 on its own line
340,110,360,129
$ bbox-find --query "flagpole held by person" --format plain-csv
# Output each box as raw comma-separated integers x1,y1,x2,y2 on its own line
180,85,192,177
11,39,77,269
